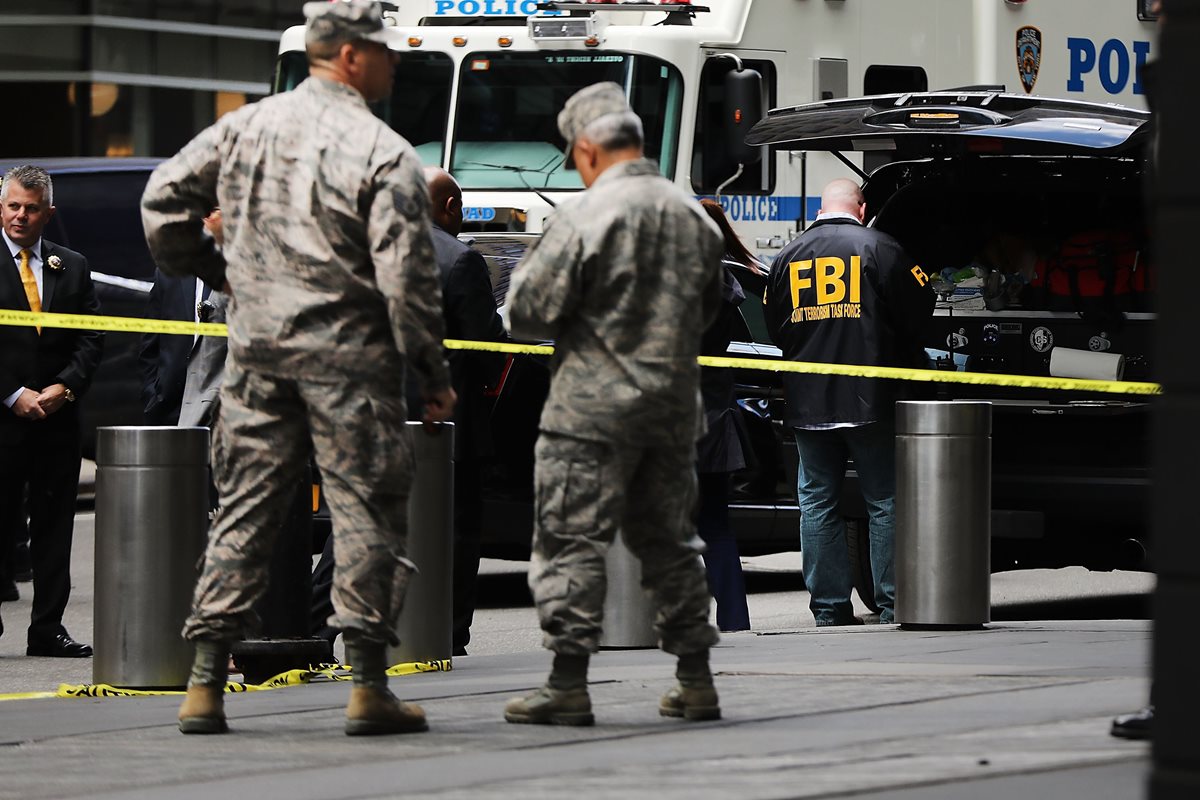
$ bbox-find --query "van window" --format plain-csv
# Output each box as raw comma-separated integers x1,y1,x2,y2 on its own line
863,65,928,96
450,51,683,190
274,50,454,166
47,170,158,282
691,57,776,196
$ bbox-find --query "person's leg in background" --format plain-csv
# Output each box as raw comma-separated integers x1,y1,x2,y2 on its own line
844,421,897,624
310,532,338,649
452,457,484,656
793,428,856,626
696,470,750,632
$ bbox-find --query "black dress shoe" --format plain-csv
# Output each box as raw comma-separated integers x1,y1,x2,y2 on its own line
27,633,93,658
1111,705,1154,740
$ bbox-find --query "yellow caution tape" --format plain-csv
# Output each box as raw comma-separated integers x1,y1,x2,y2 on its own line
696,354,1162,396
0,309,228,338
447,339,1162,397
0,659,450,701
0,309,1161,396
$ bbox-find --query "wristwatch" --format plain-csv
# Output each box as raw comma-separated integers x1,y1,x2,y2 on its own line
63,386,76,403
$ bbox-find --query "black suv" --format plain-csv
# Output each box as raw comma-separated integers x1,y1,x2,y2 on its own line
744,92,1155,582
0,158,162,457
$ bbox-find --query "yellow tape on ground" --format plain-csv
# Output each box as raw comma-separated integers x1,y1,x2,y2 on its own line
0,690,58,702
0,660,450,701
0,309,1161,396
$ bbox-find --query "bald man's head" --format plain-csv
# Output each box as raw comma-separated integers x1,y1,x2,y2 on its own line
819,178,866,221
424,166,463,236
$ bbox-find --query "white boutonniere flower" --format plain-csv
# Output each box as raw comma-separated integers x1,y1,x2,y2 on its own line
47,255,64,271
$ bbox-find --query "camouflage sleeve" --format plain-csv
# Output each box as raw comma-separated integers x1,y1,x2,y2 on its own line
140,120,227,289
370,150,450,395
505,213,584,342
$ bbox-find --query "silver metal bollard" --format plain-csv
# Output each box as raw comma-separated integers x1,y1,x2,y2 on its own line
599,534,656,648
389,421,454,665
93,426,210,687
895,401,992,629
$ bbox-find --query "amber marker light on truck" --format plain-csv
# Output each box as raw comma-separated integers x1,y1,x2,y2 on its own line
498,36,513,47
909,111,961,127
407,36,422,47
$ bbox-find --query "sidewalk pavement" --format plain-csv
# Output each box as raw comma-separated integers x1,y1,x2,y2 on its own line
0,513,1152,799
0,620,1151,800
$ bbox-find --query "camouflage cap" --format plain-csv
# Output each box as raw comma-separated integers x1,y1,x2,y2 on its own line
557,82,632,168
303,0,391,49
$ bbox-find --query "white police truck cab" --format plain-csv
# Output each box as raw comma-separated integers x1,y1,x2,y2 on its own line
273,0,1156,260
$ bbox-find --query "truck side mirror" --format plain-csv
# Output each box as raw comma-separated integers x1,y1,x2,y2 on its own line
724,67,764,167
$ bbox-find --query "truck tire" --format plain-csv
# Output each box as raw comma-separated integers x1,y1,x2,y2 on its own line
846,517,881,613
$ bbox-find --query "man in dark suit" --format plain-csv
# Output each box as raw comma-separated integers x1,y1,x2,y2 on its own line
423,167,506,655
0,165,103,657
139,209,222,425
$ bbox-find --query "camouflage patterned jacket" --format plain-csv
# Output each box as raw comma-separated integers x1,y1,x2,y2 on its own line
506,158,724,446
141,77,450,395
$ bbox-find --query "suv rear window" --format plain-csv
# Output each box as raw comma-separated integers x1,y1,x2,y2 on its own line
45,169,158,282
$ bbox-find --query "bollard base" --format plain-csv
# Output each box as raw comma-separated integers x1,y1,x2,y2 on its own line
597,644,658,651
898,622,987,631
231,638,333,685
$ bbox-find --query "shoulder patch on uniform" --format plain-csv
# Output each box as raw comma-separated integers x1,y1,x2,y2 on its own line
393,188,423,220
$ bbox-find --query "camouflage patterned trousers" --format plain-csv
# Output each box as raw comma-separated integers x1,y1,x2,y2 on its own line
182,361,416,645
529,432,719,657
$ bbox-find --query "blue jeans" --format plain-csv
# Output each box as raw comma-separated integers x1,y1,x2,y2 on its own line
793,422,896,625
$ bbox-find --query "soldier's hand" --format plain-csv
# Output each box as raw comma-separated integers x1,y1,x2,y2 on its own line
422,386,457,430
11,388,47,421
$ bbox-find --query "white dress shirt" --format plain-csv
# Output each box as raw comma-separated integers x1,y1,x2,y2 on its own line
3,229,46,409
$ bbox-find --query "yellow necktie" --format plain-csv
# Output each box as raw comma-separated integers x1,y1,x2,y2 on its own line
18,248,41,334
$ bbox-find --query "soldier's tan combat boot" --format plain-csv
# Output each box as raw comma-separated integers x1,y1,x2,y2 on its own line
505,652,593,725
178,685,228,734
343,631,429,736
504,685,594,726
345,686,428,736
660,649,720,721
179,639,229,734
659,683,721,721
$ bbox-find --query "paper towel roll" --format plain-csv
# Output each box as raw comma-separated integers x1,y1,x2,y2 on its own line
1049,347,1125,381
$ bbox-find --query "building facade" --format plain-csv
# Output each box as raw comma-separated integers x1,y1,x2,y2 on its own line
0,1,301,158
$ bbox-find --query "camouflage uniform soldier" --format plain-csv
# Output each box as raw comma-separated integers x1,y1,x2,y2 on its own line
141,0,455,736
503,83,725,725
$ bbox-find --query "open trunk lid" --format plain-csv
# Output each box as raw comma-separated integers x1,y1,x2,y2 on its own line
745,92,1151,158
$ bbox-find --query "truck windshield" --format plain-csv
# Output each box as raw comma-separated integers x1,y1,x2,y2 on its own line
273,50,453,166
451,51,683,190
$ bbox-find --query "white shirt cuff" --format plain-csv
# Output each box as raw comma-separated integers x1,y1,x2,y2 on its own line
3,387,26,408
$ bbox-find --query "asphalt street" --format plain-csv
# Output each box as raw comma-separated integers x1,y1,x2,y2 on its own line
0,510,1156,799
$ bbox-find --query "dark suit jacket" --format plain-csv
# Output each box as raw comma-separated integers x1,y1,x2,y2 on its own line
409,225,506,459
0,240,104,445
138,269,202,425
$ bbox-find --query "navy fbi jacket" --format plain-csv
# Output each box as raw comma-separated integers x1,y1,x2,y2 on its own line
764,217,935,428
